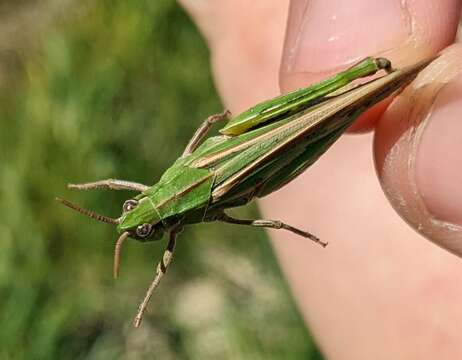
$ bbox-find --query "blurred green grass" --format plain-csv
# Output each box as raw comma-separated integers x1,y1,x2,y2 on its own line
0,1,323,359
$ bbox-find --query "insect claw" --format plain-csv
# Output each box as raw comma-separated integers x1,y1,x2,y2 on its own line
306,233,328,248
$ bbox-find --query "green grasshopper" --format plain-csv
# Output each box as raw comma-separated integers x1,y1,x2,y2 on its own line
57,56,432,327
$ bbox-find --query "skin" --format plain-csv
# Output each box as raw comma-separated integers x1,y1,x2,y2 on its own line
179,1,462,359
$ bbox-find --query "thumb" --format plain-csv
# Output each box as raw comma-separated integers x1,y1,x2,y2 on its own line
375,45,462,256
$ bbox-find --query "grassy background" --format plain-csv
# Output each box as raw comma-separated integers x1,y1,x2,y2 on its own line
0,1,323,359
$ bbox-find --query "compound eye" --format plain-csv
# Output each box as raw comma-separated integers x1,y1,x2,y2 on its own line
136,223,152,238
123,199,138,213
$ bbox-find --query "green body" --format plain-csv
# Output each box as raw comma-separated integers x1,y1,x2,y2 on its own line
58,56,433,327
117,57,428,239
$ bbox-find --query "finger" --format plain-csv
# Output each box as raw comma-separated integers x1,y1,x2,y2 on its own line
281,0,462,132
375,44,462,256
179,0,289,113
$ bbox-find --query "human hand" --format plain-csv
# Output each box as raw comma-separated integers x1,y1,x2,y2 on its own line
180,0,462,358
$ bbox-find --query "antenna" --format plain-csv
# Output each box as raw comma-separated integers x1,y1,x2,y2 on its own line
56,197,119,225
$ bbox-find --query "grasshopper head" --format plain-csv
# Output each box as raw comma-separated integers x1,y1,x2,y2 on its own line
117,196,165,242
56,195,166,278
56,196,165,242
112,196,166,277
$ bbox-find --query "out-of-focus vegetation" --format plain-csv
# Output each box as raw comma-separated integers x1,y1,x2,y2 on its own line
0,1,322,359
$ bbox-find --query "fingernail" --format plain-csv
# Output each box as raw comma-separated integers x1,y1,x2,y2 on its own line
415,74,462,226
283,0,412,76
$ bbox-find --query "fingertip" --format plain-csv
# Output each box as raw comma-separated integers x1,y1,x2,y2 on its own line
374,44,462,257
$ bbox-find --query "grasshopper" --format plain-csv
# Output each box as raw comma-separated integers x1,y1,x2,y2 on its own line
57,56,433,327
